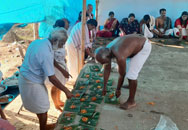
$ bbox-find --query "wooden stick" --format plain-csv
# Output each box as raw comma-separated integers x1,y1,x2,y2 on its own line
151,41,184,48
95,0,99,22
80,0,87,72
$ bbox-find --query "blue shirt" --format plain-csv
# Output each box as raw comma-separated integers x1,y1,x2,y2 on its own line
20,39,55,84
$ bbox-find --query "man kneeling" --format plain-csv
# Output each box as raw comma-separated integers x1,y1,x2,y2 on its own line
95,34,151,110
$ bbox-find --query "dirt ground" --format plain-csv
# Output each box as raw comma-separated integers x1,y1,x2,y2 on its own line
0,35,188,130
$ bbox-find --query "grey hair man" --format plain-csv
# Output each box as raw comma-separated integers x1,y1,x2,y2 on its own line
19,28,73,130
87,4,94,19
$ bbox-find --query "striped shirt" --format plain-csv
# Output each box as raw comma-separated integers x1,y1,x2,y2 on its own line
66,22,91,50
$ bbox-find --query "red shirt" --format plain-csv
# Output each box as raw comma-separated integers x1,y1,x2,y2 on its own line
175,18,188,28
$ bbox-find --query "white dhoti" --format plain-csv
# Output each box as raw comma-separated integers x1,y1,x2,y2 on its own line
142,24,153,38
126,39,152,80
66,43,80,82
155,28,173,36
173,28,187,37
18,74,50,114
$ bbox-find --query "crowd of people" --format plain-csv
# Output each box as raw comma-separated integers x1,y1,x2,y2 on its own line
1,4,187,130
97,9,188,41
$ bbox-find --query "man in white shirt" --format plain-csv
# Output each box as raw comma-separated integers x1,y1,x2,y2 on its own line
140,15,155,38
87,4,94,20
66,19,97,82
19,28,73,130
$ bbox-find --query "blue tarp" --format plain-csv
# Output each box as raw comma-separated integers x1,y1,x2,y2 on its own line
0,0,95,39
0,23,14,40
0,0,45,24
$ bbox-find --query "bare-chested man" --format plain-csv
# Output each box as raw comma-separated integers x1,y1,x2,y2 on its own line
154,8,173,37
95,34,151,110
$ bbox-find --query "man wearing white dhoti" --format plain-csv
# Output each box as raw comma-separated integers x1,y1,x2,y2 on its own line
18,28,73,130
154,8,173,38
140,15,155,38
66,19,97,82
95,34,151,110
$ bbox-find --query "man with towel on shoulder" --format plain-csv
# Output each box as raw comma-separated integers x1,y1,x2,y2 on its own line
95,34,151,110
18,28,73,130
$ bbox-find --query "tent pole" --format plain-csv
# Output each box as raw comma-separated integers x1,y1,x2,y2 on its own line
33,23,39,40
80,0,87,72
95,0,99,22
95,0,99,31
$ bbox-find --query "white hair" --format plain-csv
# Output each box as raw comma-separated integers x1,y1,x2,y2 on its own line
49,27,68,42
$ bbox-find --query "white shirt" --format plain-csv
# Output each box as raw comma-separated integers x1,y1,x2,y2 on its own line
149,15,155,30
54,47,67,67
20,39,55,84
66,22,91,50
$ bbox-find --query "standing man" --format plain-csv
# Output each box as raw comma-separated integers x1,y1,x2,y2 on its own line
154,8,173,37
87,4,94,20
66,19,97,82
86,4,96,42
19,28,73,130
95,34,152,110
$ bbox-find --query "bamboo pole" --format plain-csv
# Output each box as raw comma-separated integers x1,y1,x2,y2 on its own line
95,0,99,22
80,0,87,72
33,23,39,40
96,0,100,31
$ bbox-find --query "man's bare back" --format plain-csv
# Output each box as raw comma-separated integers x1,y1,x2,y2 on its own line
95,34,151,110
107,34,146,60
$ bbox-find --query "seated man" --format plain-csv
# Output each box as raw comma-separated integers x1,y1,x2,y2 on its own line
119,13,140,36
95,34,151,110
66,19,97,82
140,15,156,38
174,11,188,41
154,8,173,37
18,28,73,130
97,11,119,37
